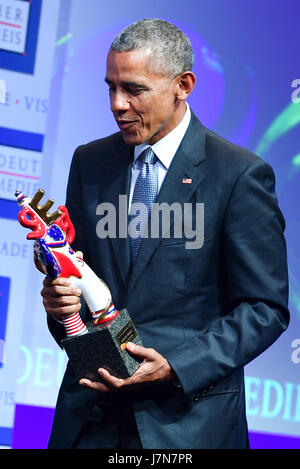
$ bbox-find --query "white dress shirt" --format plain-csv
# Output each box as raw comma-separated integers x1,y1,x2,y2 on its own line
129,103,191,209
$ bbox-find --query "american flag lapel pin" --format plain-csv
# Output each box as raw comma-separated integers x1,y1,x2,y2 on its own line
182,178,192,184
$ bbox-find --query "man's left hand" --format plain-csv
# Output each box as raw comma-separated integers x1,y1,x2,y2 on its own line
79,342,175,393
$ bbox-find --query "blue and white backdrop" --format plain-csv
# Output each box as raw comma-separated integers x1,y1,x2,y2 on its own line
0,0,299,448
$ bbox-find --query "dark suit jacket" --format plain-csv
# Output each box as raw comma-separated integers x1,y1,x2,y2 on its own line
47,111,289,449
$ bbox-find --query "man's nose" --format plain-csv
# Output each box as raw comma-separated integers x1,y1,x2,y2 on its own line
110,91,130,113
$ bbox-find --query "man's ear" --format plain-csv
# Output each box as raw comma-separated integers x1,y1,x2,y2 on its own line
175,71,196,101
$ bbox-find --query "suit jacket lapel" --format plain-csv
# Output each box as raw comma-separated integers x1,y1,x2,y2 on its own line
101,136,133,287
127,113,207,295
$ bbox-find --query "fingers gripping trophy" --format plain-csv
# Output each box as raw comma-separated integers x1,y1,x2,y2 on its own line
15,189,142,382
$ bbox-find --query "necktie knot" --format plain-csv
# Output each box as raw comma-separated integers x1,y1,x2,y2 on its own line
138,147,157,166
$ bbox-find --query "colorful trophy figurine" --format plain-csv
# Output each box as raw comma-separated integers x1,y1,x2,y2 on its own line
15,189,143,381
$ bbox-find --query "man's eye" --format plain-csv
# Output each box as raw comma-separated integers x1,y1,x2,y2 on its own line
128,88,144,95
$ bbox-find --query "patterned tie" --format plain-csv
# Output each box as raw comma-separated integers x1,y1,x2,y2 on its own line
129,147,158,265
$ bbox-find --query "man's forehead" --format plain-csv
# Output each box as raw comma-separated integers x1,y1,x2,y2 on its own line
106,49,158,73
107,47,152,60
104,76,148,89
105,49,167,84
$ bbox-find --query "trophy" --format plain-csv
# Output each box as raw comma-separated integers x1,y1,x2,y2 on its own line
15,189,143,382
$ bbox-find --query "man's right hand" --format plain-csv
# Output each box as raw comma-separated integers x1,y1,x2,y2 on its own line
40,251,83,321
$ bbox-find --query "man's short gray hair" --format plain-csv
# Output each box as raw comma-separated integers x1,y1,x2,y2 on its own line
110,18,194,78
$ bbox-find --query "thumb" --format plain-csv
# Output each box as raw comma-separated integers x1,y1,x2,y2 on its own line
125,342,156,360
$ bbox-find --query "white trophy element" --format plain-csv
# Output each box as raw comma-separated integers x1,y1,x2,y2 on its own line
15,189,118,338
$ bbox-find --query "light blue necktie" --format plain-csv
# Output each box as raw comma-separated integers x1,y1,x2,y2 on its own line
129,147,158,265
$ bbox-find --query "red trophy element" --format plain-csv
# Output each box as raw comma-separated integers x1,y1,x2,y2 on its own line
15,189,143,381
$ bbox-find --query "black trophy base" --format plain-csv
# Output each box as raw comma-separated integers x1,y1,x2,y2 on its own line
61,308,143,382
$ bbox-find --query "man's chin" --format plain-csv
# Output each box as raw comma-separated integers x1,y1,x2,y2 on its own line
120,129,145,146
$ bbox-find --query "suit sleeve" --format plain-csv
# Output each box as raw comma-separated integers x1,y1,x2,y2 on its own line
165,159,289,398
47,146,90,346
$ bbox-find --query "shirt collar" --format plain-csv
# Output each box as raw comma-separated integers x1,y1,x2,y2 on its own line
134,103,191,169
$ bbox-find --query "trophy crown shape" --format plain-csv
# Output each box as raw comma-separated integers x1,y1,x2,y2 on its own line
15,189,62,225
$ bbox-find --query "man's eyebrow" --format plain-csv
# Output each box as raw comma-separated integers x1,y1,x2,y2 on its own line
104,78,147,88
104,77,113,85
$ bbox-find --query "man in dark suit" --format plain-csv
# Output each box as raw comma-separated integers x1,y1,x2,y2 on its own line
42,19,289,449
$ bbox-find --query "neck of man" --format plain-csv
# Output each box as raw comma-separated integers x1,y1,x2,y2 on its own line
148,100,187,145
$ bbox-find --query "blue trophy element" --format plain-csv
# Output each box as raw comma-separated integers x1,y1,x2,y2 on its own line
34,238,61,280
